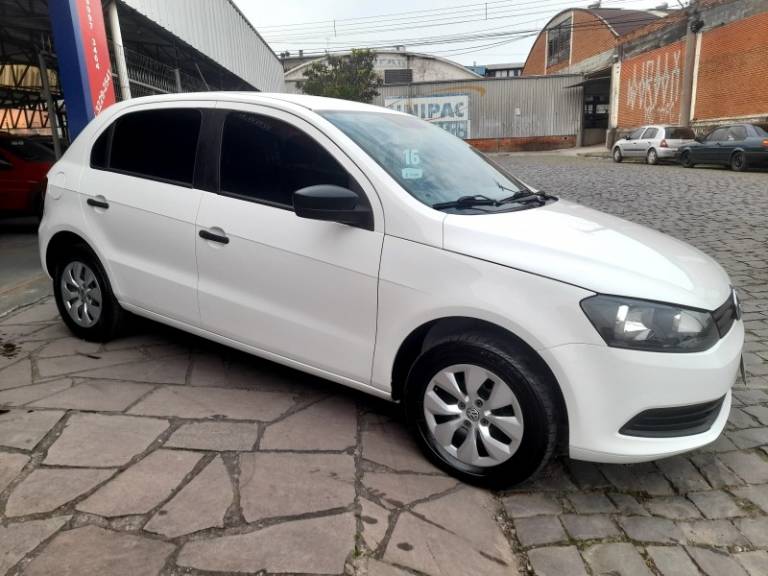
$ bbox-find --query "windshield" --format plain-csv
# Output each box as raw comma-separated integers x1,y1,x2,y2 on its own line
320,111,525,208
754,125,768,137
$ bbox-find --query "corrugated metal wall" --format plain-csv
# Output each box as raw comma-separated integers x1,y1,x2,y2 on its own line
120,0,285,92
373,75,584,139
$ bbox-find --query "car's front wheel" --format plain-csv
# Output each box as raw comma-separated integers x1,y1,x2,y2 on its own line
680,150,694,168
404,333,560,488
612,147,623,163
53,245,125,342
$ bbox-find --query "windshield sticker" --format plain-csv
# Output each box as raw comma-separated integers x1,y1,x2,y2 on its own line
402,149,422,179
402,167,423,179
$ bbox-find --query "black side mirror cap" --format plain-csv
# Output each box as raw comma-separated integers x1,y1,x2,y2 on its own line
293,185,373,230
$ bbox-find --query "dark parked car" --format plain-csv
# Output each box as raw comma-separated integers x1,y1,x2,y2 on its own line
0,133,55,218
678,124,768,172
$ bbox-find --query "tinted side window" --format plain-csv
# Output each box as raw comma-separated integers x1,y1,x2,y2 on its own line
666,127,695,139
110,109,201,185
90,127,111,169
706,128,728,142
629,128,645,139
728,126,747,140
642,128,658,139
220,111,352,207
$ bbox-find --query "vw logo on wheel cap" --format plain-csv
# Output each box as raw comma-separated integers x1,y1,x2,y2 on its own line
466,406,480,421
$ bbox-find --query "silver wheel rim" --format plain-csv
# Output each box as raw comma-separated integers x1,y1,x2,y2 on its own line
423,364,524,468
649,150,656,163
614,149,621,161
60,261,102,327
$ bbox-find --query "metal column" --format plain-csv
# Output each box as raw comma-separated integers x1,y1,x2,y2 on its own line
107,1,131,100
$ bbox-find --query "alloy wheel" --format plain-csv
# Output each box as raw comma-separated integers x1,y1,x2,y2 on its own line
423,364,524,468
60,261,103,327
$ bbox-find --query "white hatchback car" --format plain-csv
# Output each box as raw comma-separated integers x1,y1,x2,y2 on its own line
613,124,696,165
39,93,743,487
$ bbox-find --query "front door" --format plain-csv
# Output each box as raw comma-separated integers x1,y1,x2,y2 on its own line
697,127,729,164
195,105,384,384
79,104,206,326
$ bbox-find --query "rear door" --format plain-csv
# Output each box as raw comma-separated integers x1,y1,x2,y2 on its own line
79,103,207,326
716,125,747,164
639,127,658,157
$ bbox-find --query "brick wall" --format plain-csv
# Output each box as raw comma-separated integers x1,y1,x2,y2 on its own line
570,9,617,64
693,11,768,122
522,34,546,76
617,40,684,128
468,135,576,152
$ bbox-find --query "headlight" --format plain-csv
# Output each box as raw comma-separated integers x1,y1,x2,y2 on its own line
581,295,719,352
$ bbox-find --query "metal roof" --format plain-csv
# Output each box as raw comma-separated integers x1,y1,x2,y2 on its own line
588,8,665,37
120,0,285,92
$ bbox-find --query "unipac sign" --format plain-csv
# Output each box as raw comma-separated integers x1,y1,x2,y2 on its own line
49,0,116,139
384,94,470,138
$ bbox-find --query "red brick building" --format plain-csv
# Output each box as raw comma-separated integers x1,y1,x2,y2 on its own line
522,0,768,145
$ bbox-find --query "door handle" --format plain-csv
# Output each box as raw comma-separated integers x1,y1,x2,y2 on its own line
199,229,229,244
87,197,109,209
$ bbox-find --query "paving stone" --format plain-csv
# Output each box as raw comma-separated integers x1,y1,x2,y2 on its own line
37,338,101,358
165,421,259,451
743,405,768,426
413,487,513,564
692,453,745,488
28,380,153,412
360,497,389,551
355,558,411,576
644,496,702,520
732,484,768,514
734,517,768,547
0,358,32,390
144,456,232,538
260,396,357,450
503,493,561,518
689,490,745,519
561,514,619,540
609,493,650,516
76,356,189,384
177,512,355,574
686,546,749,576
0,378,72,407
0,516,70,575
697,435,739,453
128,385,294,421
44,413,168,467
719,451,768,484
515,515,566,547
5,467,114,517
0,452,28,493
0,409,63,450
737,551,768,576
601,464,674,496
528,546,588,576
364,471,457,508
14,323,70,342
582,543,654,576
618,516,686,544
1,301,58,324
239,452,355,521
678,519,749,547
516,461,578,492
24,525,174,576
77,449,202,517
568,492,616,514
656,456,710,493
646,545,700,576
733,390,768,405
385,512,517,576
36,348,146,378
362,416,439,474
728,427,768,449
567,460,611,489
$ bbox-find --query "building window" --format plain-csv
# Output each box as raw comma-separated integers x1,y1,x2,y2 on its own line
384,69,413,84
547,17,572,66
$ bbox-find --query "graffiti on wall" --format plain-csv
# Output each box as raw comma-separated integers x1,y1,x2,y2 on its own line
625,49,681,123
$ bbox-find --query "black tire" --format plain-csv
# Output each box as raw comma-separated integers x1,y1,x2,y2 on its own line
612,147,623,163
53,244,125,342
680,150,694,168
730,151,747,172
404,333,560,488
646,148,658,165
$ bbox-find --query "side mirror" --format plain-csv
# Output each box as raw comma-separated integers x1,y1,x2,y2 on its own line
293,185,372,230
624,135,632,141
694,136,703,143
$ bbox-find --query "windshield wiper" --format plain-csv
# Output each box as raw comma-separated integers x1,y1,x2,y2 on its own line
497,189,554,205
432,195,499,210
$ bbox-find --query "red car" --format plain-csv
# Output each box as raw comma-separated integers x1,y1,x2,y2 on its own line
0,133,55,218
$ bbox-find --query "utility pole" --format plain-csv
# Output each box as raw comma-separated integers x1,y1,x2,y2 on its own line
679,1,702,126
107,2,131,100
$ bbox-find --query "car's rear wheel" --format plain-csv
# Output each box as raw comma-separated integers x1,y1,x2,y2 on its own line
646,148,658,165
730,151,747,172
680,150,694,168
612,147,623,163
404,333,560,488
53,245,125,342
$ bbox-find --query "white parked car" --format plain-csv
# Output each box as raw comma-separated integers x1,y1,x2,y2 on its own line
39,93,743,487
613,125,696,165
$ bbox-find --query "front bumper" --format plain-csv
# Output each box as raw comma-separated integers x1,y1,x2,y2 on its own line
657,148,679,159
540,318,743,464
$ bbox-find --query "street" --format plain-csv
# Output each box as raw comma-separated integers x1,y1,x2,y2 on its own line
1,155,767,576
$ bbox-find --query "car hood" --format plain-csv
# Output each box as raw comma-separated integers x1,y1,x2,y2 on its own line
443,200,731,310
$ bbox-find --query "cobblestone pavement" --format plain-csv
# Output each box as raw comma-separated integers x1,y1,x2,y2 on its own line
0,156,767,576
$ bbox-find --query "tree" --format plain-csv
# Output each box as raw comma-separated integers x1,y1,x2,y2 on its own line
299,49,382,103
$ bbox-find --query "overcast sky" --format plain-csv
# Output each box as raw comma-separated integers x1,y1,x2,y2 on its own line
234,0,686,66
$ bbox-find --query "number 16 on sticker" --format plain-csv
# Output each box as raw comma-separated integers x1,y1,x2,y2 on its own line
402,149,422,179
